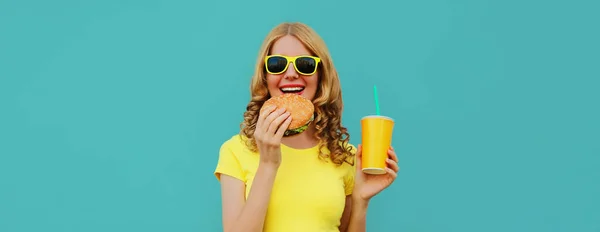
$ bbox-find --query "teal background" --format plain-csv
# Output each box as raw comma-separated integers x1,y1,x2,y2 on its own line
1,0,599,231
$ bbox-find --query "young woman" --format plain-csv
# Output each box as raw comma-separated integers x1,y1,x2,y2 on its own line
214,22,399,232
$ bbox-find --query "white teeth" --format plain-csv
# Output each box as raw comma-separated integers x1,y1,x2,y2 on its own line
281,87,304,92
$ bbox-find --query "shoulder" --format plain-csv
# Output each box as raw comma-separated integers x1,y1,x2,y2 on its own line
220,133,251,152
337,142,357,195
217,133,257,164
321,141,356,176
340,141,358,166
345,142,357,154
214,134,256,182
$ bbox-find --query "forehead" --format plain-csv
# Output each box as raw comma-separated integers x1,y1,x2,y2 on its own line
269,35,312,56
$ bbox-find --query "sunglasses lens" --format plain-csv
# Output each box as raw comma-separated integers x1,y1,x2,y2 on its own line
295,57,317,74
266,56,287,73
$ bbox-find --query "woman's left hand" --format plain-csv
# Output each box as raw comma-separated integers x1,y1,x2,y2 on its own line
352,145,399,201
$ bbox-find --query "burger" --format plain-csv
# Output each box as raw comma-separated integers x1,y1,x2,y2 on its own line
260,93,315,136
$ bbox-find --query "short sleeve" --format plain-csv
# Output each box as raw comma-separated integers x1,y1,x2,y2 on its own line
214,140,245,182
343,144,358,196
344,168,355,195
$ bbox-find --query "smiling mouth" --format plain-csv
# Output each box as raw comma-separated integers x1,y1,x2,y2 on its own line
280,87,305,94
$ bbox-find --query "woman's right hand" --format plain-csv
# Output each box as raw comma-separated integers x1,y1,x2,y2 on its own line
254,106,292,166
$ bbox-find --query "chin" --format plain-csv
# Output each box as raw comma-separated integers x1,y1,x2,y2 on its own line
301,92,315,101
302,94,314,101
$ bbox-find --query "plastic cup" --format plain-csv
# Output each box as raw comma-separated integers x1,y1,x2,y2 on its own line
361,115,394,175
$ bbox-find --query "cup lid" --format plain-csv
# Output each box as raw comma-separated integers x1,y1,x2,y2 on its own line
361,115,394,122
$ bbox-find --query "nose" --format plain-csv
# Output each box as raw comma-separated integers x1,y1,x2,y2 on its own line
283,62,298,80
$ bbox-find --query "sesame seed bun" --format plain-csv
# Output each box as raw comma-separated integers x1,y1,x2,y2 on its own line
260,93,315,136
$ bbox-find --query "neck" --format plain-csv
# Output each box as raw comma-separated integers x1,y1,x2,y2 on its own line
281,123,319,149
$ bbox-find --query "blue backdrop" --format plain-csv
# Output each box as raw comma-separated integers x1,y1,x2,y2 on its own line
1,0,599,231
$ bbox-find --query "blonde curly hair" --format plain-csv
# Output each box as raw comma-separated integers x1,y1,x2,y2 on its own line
239,22,354,166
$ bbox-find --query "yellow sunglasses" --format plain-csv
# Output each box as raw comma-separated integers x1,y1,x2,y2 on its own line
264,55,321,75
